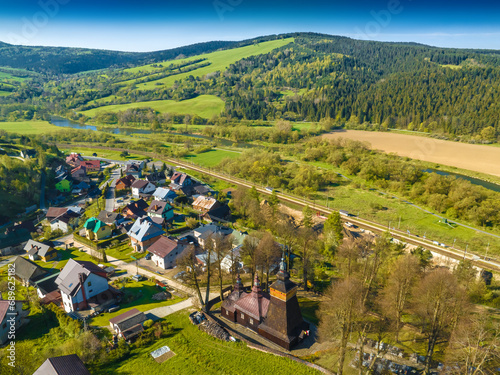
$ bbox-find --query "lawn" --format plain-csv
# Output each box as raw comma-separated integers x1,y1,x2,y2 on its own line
123,38,294,91
90,280,186,327
31,247,114,271
97,310,319,375
0,90,11,96
182,149,240,167
298,297,320,325
83,95,225,119
106,242,146,263
0,120,63,134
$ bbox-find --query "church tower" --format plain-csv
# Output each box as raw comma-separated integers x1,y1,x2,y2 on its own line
258,258,308,350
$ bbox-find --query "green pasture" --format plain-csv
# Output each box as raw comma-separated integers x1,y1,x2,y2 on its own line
125,38,294,90
0,120,62,134
182,149,240,167
82,95,225,118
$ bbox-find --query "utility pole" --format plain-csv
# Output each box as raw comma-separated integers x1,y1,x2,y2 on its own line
463,244,468,260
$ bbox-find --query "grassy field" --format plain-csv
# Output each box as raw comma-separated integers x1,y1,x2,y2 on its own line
0,120,63,134
98,310,318,375
0,90,11,96
182,149,240,167
83,95,224,118
124,38,294,91
90,279,186,327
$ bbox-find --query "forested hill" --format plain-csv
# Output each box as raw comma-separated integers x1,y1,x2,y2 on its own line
3,32,500,137
0,40,236,74
0,35,287,74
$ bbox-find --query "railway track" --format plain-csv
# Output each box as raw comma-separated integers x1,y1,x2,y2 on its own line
54,144,500,273
168,158,500,273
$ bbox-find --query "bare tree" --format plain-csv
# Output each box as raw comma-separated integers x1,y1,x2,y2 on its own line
213,233,232,302
296,226,317,290
319,277,366,375
256,232,281,293
204,234,215,312
446,311,500,374
380,253,421,342
177,245,205,309
361,234,391,306
337,239,362,277
274,213,297,270
241,235,259,281
412,268,469,374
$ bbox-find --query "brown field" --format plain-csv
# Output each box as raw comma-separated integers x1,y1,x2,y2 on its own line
323,130,500,177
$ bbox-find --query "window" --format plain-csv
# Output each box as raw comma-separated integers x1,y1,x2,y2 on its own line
226,311,229,316
87,281,92,287
241,313,244,319
2,323,6,329
89,290,93,294
249,318,254,325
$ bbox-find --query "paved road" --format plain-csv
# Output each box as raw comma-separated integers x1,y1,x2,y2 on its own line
104,167,121,212
147,298,194,320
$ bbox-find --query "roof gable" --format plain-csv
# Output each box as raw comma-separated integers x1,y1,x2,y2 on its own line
56,259,107,295
127,217,164,242
33,354,91,375
14,256,47,281
148,236,182,258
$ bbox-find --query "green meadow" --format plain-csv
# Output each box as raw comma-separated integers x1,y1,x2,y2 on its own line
123,38,294,90
99,310,318,375
82,95,225,118
182,149,240,167
0,120,62,134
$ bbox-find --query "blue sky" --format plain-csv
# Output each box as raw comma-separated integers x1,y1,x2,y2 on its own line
0,0,499,51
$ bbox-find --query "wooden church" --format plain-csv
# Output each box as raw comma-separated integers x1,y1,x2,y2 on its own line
221,259,309,350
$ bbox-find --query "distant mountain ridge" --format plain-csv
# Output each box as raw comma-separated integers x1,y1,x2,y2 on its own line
0,35,287,74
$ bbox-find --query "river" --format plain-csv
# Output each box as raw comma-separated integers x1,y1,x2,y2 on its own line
423,168,500,193
49,116,257,148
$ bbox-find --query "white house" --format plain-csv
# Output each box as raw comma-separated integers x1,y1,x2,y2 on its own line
193,224,232,248
147,236,190,269
56,259,110,313
50,211,80,233
131,180,156,198
221,246,244,273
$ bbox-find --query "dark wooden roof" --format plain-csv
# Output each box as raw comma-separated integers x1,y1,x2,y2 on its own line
14,256,47,282
234,274,270,321
258,268,305,344
109,308,146,331
33,354,91,375
221,275,245,313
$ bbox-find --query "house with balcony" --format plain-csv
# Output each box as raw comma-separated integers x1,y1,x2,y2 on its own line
127,216,164,252
55,259,113,313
